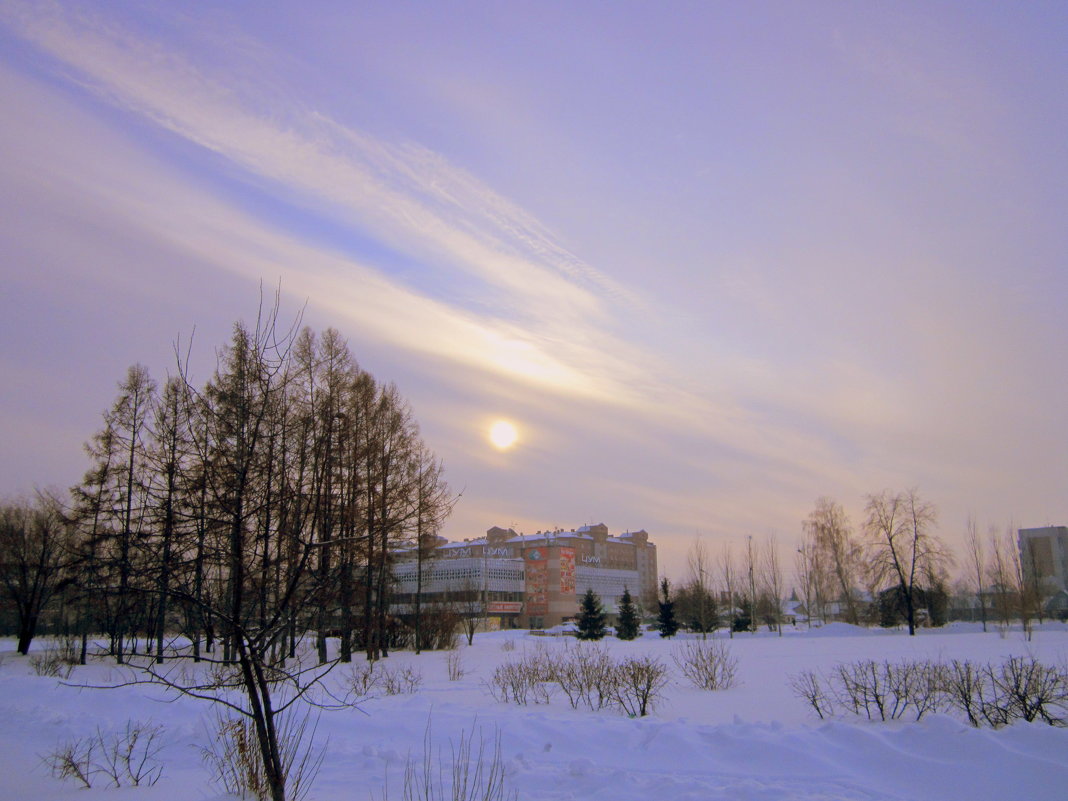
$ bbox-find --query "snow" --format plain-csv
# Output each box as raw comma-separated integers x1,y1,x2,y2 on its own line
2,624,1068,800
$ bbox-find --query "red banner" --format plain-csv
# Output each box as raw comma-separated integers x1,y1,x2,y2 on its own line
559,547,576,595
525,558,548,616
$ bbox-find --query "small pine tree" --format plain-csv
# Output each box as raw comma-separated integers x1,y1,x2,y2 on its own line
576,587,607,640
657,578,679,638
616,587,640,640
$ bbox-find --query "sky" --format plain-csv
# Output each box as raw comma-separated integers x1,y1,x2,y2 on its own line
1,1,1066,580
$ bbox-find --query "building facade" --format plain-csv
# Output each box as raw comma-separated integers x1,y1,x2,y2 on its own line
392,523,658,628
1018,526,1068,594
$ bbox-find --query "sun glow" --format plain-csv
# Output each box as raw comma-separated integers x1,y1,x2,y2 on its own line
488,419,519,450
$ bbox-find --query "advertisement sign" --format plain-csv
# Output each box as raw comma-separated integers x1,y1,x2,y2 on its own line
525,558,548,616
487,601,523,614
559,547,576,595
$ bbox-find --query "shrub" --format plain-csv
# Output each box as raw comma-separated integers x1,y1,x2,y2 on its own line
828,660,941,721
788,670,831,720
673,640,738,691
387,720,516,801
553,644,617,711
446,651,466,682
487,658,554,706
29,639,79,678
612,655,669,717
201,708,324,801
45,721,164,789
990,656,1068,726
380,664,424,696
791,656,1068,729
346,662,383,705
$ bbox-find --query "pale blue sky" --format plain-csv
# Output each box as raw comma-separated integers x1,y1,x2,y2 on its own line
2,2,1066,577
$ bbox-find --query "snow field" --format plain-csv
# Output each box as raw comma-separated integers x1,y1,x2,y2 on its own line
2,623,1068,800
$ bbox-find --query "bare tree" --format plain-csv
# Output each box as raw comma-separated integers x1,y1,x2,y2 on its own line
745,535,757,633
987,526,1016,630
863,489,950,636
794,541,823,628
965,516,988,632
802,498,862,625
761,536,785,635
1010,524,1040,641
719,544,737,638
685,536,716,638
0,497,72,654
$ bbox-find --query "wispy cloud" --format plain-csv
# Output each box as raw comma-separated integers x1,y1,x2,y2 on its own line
0,4,914,510
1,1,637,323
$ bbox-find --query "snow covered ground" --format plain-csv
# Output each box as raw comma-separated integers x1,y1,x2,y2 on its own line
3,623,1068,800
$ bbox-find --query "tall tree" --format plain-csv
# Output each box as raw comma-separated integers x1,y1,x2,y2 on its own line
964,516,988,632
685,537,716,638
986,526,1016,629
719,544,737,638
863,489,950,636
65,300,454,801
761,536,785,635
802,498,862,625
145,376,193,663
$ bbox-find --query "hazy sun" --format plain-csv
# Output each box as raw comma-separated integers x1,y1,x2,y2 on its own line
488,420,519,450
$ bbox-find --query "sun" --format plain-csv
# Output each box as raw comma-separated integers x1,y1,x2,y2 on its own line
488,419,519,450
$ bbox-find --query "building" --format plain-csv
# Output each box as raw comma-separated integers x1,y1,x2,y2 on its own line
392,523,658,629
1018,526,1068,594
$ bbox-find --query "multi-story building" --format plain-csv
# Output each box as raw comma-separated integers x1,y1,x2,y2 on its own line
392,523,658,628
1018,526,1068,594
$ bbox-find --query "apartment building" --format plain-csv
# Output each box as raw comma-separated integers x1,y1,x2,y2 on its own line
392,523,658,628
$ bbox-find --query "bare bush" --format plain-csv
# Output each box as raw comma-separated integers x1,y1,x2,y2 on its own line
499,639,516,653
380,664,424,696
788,670,831,720
673,640,738,691
941,659,990,728
552,645,617,711
44,738,96,788
446,651,466,682
791,660,942,722
96,721,165,787
990,656,1068,726
612,655,669,717
201,707,325,801
828,660,941,722
383,720,516,801
486,650,555,706
44,721,164,788
346,662,384,705
29,639,79,678
792,656,1068,729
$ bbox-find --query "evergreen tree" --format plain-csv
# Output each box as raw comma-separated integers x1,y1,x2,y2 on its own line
576,587,607,640
657,577,679,638
616,587,640,640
